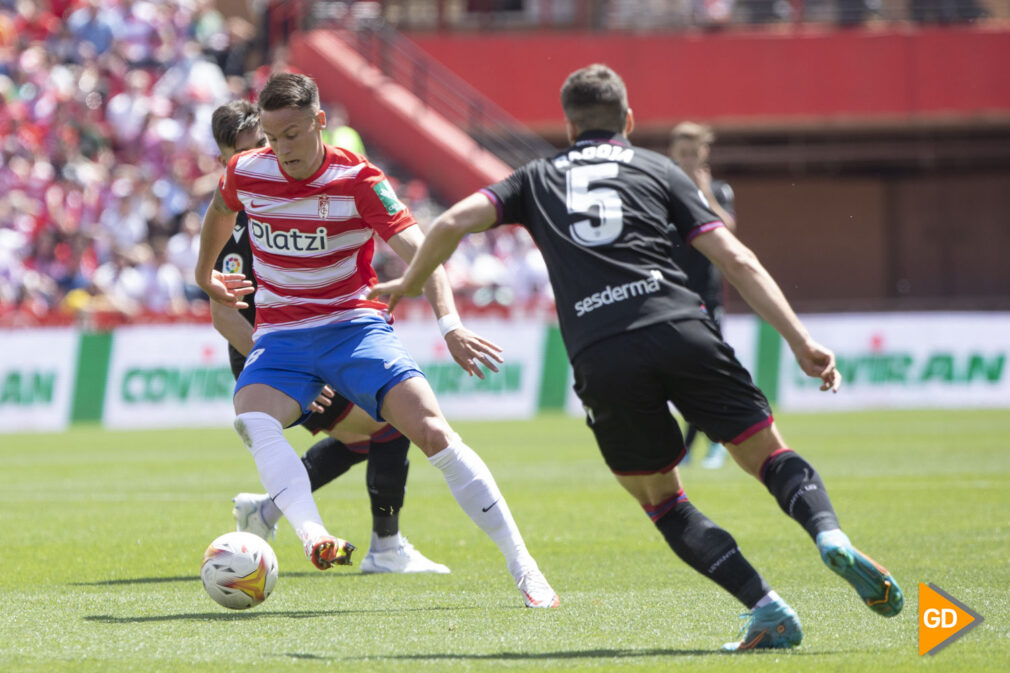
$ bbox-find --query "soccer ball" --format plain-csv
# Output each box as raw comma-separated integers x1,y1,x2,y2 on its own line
200,531,278,609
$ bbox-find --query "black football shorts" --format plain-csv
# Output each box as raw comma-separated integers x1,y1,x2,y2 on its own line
301,390,355,435
571,318,772,474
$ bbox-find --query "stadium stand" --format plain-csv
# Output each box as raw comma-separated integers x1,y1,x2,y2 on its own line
0,0,558,328
281,0,1009,32
2,0,1008,327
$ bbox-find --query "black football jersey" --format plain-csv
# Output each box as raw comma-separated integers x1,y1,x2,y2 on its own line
670,179,735,309
213,210,256,327
483,131,725,360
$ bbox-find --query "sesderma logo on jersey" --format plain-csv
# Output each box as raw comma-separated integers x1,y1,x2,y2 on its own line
574,271,662,317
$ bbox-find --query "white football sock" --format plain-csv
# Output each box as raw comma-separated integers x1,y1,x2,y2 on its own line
753,590,782,609
815,528,849,552
427,440,535,579
370,531,402,553
234,411,327,541
261,498,282,527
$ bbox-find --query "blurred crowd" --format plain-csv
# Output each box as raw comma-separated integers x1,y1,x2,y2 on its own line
1,0,265,326
335,0,1000,31
0,0,552,327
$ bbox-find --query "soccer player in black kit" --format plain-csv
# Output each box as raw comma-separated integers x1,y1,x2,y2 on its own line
370,64,904,650
669,121,738,469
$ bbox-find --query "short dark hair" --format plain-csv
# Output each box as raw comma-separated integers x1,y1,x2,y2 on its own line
211,100,260,150
560,64,629,134
258,73,320,113
671,121,715,145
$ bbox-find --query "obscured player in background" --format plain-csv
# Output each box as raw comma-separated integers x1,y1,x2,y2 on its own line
209,99,449,574
372,63,903,650
669,121,736,469
321,103,366,157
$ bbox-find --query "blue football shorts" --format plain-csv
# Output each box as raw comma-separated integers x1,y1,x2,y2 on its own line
234,316,425,426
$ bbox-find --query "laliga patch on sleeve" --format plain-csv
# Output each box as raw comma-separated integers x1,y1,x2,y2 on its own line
222,253,243,275
373,179,406,216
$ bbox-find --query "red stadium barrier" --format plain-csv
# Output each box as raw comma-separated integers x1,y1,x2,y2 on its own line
406,25,1010,133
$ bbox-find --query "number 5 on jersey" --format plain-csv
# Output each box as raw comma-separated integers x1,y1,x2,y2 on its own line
566,162,624,247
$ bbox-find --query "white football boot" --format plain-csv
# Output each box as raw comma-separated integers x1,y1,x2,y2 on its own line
360,533,451,574
232,492,278,541
516,568,560,608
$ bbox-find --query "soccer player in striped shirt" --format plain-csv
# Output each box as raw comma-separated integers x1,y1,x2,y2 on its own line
195,74,558,608
209,99,450,575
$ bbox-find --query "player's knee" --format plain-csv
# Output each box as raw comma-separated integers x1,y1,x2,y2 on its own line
726,425,784,477
234,411,283,454
411,416,454,456
615,470,683,508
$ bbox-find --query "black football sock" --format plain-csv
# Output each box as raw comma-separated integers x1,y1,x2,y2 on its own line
760,449,840,541
366,427,410,538
649,491,771,609
300,437,367,492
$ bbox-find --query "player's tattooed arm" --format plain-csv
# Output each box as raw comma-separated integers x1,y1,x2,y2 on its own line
210,187,234,214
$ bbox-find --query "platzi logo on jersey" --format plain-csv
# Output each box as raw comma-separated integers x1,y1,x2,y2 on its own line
919,583,983,655
373,179,405,216
794,334,1005,387
249,219,329,254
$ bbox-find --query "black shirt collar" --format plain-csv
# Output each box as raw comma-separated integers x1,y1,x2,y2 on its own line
574,130,630,147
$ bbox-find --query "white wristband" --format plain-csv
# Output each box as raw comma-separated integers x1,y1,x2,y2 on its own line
437,313,463,338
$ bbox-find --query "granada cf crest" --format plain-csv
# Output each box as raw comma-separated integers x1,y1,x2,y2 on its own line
318,195,329,219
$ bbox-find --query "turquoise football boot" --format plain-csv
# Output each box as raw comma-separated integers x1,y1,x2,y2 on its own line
722,598,803,651
817,530,904,617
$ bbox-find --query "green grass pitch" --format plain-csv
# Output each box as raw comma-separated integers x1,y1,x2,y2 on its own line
2,410,1007,672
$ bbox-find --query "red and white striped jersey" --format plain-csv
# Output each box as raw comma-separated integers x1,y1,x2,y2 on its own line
219,144,415,339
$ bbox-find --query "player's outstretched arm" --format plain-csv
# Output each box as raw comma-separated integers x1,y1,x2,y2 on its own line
383,200,503,378
692,227,841,393
195,190,250,308
210,301,255,355
370,193,498,308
